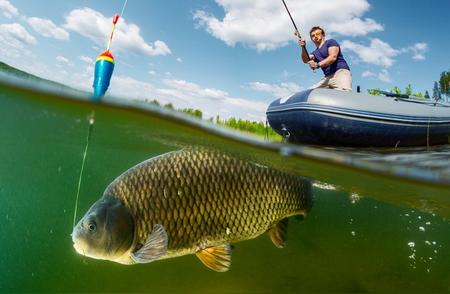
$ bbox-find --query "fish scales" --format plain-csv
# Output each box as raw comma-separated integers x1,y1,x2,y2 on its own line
104,149,311,257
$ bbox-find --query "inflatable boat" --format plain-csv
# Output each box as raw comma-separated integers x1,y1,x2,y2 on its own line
266,88,450,147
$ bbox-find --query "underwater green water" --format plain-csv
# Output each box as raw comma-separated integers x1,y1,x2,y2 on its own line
0,81,449,292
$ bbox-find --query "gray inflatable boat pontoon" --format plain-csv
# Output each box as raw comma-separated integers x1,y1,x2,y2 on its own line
266,88,450,147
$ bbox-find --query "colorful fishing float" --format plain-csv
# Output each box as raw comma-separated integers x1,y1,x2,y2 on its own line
92,14,119,100
92,0,128,100
93,50,115,100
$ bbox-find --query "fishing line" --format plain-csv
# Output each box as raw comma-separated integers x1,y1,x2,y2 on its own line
106,0,129,51
73,113,95,227
120,0,129,18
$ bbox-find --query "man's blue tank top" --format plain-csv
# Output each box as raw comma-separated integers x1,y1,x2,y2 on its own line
312,39,350,76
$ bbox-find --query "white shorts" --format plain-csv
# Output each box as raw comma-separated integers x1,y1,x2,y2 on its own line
311,69,352,91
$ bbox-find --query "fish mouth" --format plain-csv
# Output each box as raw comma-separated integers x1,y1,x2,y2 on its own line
73,242,85,255
71,230,87,256
72,236,86,256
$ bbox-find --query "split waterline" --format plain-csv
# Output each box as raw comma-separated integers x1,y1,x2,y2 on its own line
0,78,449,292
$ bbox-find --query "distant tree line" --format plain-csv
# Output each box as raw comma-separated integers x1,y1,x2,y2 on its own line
367,84,430,99
214,116,281,140
437,70,450,101
143,99,282,141
367,69,450,102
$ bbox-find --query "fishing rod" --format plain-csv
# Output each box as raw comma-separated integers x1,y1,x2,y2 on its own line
281,0,309,57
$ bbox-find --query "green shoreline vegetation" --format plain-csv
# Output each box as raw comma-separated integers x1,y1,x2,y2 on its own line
145,100,283,141
1,61,449,141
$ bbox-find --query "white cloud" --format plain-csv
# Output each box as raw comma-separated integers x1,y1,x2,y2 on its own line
161,79,268,120
378,69,391,82
327,18,383,37
342,39,429,68
107,76,268,120
402,42,428,61
176,57,183,63
41,61,94,92
0,23,37,56
247,81,302,98
63,64,94,91
0,0,18,18
362,69,391,83
56,55,69,63
341,38,399,68
78,55,93,64
56,55,74,66
194,0,383,52
0,23,36,45
361,70,374,78
26,17,70,40
162,79,229,99
110,75,158,99
222,96,267,114
64,7,171,56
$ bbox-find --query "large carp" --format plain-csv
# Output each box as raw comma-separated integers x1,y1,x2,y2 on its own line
72,148,312,272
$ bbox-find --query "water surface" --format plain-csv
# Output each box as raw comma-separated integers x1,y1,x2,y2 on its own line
0,80,449,292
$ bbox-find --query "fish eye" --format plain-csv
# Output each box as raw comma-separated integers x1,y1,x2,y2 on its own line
88,222,97,232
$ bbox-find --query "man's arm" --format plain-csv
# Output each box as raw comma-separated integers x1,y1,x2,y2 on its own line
299,39,313,63
317,46,339,68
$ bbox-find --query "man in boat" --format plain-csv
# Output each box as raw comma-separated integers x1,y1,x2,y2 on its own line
299,26,352,91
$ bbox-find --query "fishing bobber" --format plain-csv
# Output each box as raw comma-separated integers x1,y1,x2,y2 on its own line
92,50,115,100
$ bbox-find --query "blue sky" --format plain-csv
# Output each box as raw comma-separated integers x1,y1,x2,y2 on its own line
0,0,448,120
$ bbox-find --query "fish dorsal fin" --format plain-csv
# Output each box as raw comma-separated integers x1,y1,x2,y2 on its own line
196,244,232,272
268,218,289,248
131,224,168,264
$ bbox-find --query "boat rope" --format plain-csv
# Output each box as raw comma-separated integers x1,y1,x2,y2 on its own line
427,103,437,151
73,113,95,227
426,116,431,150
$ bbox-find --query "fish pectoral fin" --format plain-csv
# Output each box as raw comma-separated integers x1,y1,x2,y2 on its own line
268,218,289,248
131,224,168,264
196,244,231,272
